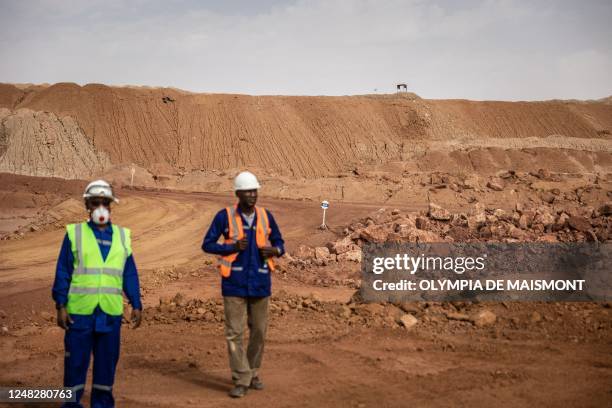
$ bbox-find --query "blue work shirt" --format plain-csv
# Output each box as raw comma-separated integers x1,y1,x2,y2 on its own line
52,221,142,332
202,206,284,297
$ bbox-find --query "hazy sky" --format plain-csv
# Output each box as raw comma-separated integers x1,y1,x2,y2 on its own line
1,0,611,100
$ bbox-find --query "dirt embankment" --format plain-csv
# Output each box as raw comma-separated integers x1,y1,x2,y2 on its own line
0,108,111,178
0,83,610,188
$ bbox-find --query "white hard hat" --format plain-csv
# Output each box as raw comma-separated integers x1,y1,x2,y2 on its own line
234,171,261,191
83,179,118,202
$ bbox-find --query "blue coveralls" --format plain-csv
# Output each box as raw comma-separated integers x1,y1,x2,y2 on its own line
202,206,284,297
52,221,142,408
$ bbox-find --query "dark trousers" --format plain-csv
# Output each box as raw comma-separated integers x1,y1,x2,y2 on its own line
62,321,121,408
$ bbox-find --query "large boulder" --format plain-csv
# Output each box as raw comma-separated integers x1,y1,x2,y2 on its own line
445,311,470,321
369,208,393,225
447,226,470,241
470,309,496,327
337,248,362,263
568,216,591,232
595,227,609,242
541,191,556,204
314,246,331,261
554,212,569,229
598,202,612,216
428,203,451,221
490,223,509,239
507,225,526,239
360,224,390,243
327,236,357,255
487,178,504,191
415,216,429,230
398,314,418,329
533,208,555,229
294,245,315,259
493,209,511,221
451,214,469,227
467,203,487,231
518,214,529,230
467,215,486,231
395,223,414,238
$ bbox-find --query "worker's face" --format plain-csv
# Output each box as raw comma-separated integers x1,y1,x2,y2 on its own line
86,198,112,225
236,189,258,208
85,197,112,212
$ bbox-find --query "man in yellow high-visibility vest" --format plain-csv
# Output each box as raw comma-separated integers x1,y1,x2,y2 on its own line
52,180,142,408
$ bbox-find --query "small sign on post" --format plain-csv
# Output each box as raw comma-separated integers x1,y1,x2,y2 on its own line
320,200,329,230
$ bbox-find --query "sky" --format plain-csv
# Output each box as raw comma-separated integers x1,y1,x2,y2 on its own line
0,0,611,100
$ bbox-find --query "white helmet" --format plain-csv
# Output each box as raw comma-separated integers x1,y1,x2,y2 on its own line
234,171,261,191
83,179,118,203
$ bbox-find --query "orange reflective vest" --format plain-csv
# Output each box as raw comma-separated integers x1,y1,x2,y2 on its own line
218,205,275,278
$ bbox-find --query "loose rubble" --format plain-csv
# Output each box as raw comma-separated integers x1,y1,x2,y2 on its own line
289,198,611,270
142,290,612,342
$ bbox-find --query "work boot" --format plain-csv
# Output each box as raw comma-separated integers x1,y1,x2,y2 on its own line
228,385,248,398
250,376,264,390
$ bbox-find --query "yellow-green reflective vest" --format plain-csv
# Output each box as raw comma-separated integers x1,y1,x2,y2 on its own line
66,222,132,316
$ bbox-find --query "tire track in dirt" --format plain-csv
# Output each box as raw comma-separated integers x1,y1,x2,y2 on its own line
0,188,397,297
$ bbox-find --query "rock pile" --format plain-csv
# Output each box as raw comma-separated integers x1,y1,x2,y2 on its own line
154,293,224,324
150,291,506,332
290,200,611,266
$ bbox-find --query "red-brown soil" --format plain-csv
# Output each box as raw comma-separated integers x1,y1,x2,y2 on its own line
0,82,611,407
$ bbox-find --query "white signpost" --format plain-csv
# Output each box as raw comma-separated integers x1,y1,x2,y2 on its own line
130,165,136,187
320,200,329,229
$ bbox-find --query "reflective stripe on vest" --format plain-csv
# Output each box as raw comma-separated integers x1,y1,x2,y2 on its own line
73,267,123,277
66,222,131,316
69,287,123,295
255,206,275,272
218,206,275,278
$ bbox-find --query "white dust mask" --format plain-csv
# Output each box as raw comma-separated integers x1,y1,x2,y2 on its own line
91,206,110,225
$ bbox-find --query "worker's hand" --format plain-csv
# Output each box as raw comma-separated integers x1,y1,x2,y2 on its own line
259,246,280,258
57,307,73,330
131,308,142,329
234,238,248,252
